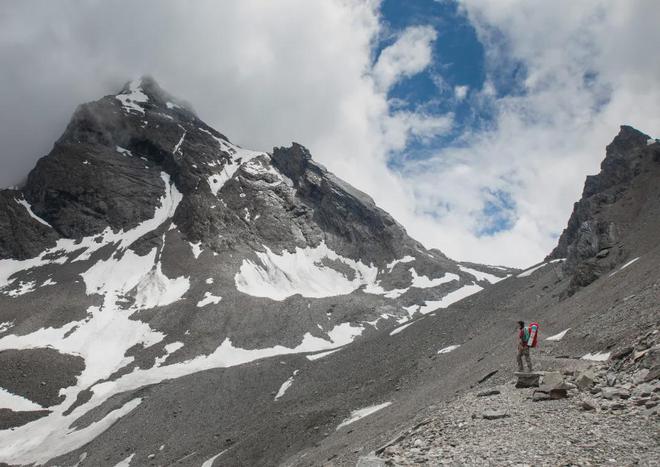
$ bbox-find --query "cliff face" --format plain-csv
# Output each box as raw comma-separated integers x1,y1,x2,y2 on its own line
548,126,660,293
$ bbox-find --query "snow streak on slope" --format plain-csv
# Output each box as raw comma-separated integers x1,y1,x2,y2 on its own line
437,345,460,354
275,370,299,401
410,269,458,288
15,197,53,228
408,283,484,315
458,265,505,284
0,387,43,411
234,242,379,300
517,259,564,278
546,328,570,341
336,402,392,430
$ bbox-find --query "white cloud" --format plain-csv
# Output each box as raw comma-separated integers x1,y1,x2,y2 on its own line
388,0,660,267
372,25,438,92
454,85,469,100
0,0,658,268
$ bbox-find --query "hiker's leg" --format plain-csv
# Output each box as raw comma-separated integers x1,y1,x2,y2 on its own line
516,350,524,372
524,348,533,371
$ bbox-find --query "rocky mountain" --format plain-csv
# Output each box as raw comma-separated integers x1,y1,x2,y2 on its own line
547,125,660,294
0,78,515,466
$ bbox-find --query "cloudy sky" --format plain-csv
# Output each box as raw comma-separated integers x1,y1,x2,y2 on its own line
1,0,658,267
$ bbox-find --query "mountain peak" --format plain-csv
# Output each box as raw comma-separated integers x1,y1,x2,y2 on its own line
607,125,651,157
116,76,195,116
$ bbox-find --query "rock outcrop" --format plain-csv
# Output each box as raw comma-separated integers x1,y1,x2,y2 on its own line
548,126,660,293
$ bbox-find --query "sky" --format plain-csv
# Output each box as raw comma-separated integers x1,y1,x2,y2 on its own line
0,0,658,267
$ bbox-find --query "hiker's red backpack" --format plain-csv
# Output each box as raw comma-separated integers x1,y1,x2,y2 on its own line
527,322,539,348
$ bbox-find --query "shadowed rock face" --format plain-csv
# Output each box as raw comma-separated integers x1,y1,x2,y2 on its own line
548,125,660,293
0,191,59,260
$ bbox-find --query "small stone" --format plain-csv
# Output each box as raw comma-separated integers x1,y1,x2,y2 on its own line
532,392,552,402
476,389,500,397
414,439,423,447
606,373,617,386
148,454,155,459
633,383,654,397
482,409,508,420
581,399,598,411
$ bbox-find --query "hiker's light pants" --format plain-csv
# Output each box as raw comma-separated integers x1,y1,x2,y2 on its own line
517,346,533,372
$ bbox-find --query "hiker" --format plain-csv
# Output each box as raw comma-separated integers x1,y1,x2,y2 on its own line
517,320,533,372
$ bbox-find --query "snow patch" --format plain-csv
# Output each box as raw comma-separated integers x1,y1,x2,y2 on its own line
517,258,564,278
154,342,184,366
274,370,299,401
116,146,132,157
15,198,52,228
173,126,186,154
114,453,135,467
0,387,43,411
234,242,379,301
201,451,227,467
336,402,392,430
386,255,415,272
133,261,190,309
3,280,36,297
437,345,460,354
458,265,505,284
582,352,611,362
389,322,413,336
115,79,148,115
609,257,640,277
41,278,57,287
417,283,483,314
306,348,342,361
196,292,222,307
546,328,570,341
410,269,458,288
189,242,202,259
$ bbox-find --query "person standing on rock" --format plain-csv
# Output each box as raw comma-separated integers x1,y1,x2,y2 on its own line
517,320,533,372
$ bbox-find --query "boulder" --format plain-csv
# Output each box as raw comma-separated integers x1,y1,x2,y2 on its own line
575,371,596,391
542,371,563,386
482,409,509,420
601,387,630,400
515,372,541,388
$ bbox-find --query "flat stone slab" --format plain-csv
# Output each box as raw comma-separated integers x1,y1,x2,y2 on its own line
515,373,541,388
